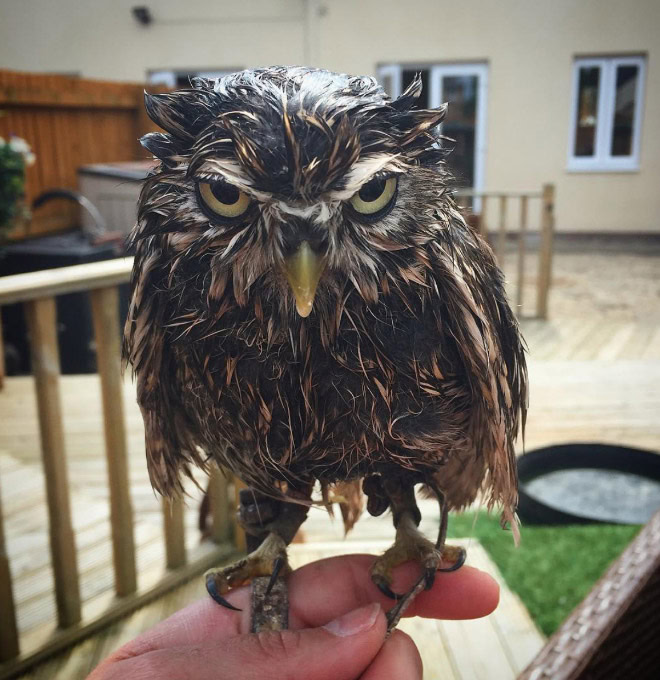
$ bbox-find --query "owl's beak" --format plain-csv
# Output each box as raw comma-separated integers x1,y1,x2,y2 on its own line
283,241,326,318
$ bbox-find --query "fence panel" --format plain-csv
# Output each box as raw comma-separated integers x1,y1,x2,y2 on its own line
0,69,154,240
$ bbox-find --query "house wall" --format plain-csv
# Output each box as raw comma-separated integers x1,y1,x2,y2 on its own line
1,0,658,232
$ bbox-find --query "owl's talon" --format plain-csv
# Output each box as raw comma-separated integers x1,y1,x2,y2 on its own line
205,532,291,611
385,572,428,633
206,574,242,611
266,556,286,596
423,566,436,590
372,575,403,601
438,546,466,572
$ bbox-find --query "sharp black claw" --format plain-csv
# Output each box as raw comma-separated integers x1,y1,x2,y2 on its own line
423,567,436,590
374,578,403,601
206,575,242,611
266,556,285,596
438,547,467,573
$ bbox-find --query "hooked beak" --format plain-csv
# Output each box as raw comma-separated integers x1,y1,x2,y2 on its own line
283,241,326,318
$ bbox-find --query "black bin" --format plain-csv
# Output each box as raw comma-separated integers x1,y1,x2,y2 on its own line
0,230,128,375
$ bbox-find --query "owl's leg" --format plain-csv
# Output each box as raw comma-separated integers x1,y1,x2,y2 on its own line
204,486,311,629
366,476,466,631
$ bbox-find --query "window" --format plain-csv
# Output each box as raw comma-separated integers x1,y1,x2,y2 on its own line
568,56,645,171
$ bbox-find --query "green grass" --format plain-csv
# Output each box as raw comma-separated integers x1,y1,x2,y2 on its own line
446,512,641,636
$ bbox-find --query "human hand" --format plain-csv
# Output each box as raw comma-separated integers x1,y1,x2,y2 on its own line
88,553,499,680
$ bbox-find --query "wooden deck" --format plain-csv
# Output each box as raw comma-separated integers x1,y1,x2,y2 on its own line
2,240,659,678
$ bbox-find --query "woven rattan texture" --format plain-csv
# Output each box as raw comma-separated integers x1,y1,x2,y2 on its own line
519,510,660,680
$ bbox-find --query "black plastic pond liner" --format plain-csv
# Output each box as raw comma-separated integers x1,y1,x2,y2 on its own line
516,443,660,525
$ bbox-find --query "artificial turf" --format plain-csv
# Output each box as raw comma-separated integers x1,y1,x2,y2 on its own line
446,511,641,636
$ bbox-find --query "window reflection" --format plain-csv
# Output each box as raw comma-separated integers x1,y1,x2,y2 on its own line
611,65,638,157
574,67,600,157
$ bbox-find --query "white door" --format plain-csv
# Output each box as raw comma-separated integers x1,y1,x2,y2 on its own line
377,63,488,195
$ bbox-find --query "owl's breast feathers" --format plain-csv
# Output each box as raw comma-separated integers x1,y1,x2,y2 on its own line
123,215,526,525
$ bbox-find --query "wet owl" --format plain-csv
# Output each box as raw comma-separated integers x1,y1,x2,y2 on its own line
123,66,527,629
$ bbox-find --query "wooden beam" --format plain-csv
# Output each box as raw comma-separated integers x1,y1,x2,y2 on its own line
233,477,247,553
517,196,528,313
0,80,141,110
455,190,542,199
497,195,507,263
90,287,137,598
0,480,19,663
208,466,232,544
537,184,555,319
0,315,5,390
24,297,81,628
479,196,488,239
0,258,133,306
163,496,187,569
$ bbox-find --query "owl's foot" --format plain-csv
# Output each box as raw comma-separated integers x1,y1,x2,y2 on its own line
370,512,465,630
205,532,291,610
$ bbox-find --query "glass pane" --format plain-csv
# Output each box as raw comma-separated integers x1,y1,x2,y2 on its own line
401,69,430,108
611,65,638,157
441,75,478,187
574,66,600,157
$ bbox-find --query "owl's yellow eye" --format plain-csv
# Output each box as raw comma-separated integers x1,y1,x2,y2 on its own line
198,180,251,219
349,176,398,218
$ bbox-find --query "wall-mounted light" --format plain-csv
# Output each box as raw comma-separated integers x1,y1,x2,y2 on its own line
132,6,153,26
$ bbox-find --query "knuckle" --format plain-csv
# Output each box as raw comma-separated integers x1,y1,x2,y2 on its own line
253,629,303,660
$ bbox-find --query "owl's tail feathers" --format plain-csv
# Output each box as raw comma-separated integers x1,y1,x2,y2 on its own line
320,480,365,535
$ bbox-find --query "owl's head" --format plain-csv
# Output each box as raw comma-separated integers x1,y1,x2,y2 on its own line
136,67,451,318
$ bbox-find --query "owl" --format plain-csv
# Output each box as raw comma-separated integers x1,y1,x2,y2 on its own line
123,66,527,630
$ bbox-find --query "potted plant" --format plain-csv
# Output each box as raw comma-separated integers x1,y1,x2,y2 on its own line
0,134,35,242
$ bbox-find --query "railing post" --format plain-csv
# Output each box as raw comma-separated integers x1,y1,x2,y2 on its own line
163,496,186,569
25,297,81,628
497,195,507,263
233,477,247,553
517,196,529,313
208,465,232,544
479,195,488,239
537,184,555,319
90,286,137,597
0,314,5,390
0,479,20,662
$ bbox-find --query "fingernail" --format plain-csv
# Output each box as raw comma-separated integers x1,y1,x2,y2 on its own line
323,603,381,637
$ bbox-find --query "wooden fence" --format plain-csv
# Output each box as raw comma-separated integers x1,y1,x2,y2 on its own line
0,69,161,240
456,184,555,319
0,260,239,680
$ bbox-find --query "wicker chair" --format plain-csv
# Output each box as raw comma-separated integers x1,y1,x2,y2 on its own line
518,509,660,679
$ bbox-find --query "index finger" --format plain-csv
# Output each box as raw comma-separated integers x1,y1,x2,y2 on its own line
287,553,499,629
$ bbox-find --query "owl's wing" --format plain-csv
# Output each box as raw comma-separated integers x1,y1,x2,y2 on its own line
123,237,204,496
426,219,527,535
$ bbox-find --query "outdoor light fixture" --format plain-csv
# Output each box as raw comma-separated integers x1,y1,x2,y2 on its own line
132,6,152,26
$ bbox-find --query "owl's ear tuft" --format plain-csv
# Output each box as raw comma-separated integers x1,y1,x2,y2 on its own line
397,105,447,147
143,90,216,140
140,132,178,163
391,74,423,112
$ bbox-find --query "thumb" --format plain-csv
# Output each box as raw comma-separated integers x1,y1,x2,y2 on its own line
219,602,386,680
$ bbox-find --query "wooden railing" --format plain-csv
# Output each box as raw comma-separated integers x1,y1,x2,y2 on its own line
456,184,555,319
0,259,239,680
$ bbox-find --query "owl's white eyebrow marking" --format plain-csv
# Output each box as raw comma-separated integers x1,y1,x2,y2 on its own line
275,201,334,224
331,153,407,200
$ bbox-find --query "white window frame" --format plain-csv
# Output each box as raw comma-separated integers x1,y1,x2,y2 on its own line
567,56,646,172
376,62,489,204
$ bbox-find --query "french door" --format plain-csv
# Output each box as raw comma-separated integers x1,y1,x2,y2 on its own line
377,63,488,196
